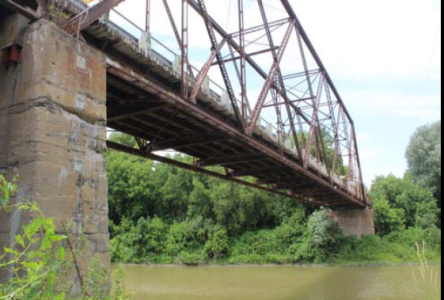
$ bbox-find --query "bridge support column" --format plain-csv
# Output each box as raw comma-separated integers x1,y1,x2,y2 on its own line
0,17,109,292
330,208,375,238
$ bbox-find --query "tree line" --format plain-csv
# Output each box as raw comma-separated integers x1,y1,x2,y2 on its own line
108,121,442,265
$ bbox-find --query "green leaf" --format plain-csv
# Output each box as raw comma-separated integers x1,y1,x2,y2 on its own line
22,262,39,270
53,293,66,300
58,247,66,261
4,247,18,255
16,235,25,248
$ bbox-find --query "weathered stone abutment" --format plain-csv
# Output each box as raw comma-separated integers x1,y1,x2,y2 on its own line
0,16,110,292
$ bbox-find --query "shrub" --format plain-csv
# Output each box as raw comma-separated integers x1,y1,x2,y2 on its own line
308,210,342,250
166,223,187,256
178,251,204,266
204,225,229,259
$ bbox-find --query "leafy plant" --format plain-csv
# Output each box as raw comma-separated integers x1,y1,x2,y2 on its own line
0,175,130,300
0,175,18,208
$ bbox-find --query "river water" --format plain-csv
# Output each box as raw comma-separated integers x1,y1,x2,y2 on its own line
121,265,441,300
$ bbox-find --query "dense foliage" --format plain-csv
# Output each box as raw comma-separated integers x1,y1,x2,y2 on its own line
406,121,441,212
107,121,442,265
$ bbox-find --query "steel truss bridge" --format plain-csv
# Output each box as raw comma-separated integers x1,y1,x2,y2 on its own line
0,0,369,208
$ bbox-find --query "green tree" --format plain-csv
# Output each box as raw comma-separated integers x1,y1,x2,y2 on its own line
106,149,157,223
204,225,229,259
370,175,439,228
406,121,441,203
373,197,406,236
187,178,213,220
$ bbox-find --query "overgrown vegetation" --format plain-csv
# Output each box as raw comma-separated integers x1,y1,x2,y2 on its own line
108,121,442,266
0,175,130,300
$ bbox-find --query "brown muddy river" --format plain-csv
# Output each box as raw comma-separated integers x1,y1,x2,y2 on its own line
121,265,441,300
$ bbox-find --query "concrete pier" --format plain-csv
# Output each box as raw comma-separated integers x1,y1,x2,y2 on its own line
0,16,110,292
330,208,375,238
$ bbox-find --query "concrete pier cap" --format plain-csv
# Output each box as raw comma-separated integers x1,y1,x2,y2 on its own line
329,207,376,238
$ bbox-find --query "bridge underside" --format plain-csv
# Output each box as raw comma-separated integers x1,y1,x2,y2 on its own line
106,63,363,209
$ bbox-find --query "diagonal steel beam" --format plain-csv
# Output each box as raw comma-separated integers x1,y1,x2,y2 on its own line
65,0,126,34
247,21,295,135
162,0,194,79
197,0,243,128
0,0,39,19
190,39,226,103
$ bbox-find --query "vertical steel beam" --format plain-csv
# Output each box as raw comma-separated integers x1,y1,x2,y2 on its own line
181,0,189,98
197,0,243,127
325,81,342,179
303,74,325,168
65,0,127,34
146,0,151,32
0,0,39,19
271,89,285,153
228,44,252,116
238,0,247,123
352,124,366,202
340,108,354,184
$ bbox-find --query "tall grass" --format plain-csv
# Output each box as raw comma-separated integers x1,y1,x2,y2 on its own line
412,242,441,300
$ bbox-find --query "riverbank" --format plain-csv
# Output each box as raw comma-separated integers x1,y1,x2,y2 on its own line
111,227,442,267
118,260,442,269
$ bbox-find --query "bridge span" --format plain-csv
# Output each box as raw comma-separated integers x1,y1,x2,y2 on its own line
0,0,375,287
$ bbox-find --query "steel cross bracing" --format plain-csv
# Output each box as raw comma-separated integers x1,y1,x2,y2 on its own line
0,0,368,208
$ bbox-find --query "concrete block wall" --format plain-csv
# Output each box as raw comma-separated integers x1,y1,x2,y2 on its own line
0,16,109,292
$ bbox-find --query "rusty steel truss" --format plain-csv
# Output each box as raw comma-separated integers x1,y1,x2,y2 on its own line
0,0,369,208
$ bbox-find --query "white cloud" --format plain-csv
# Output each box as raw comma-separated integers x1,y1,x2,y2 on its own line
291,0,442,82
344,89,441,121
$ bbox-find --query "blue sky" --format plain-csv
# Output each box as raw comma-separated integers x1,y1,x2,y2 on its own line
110,0,441,186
